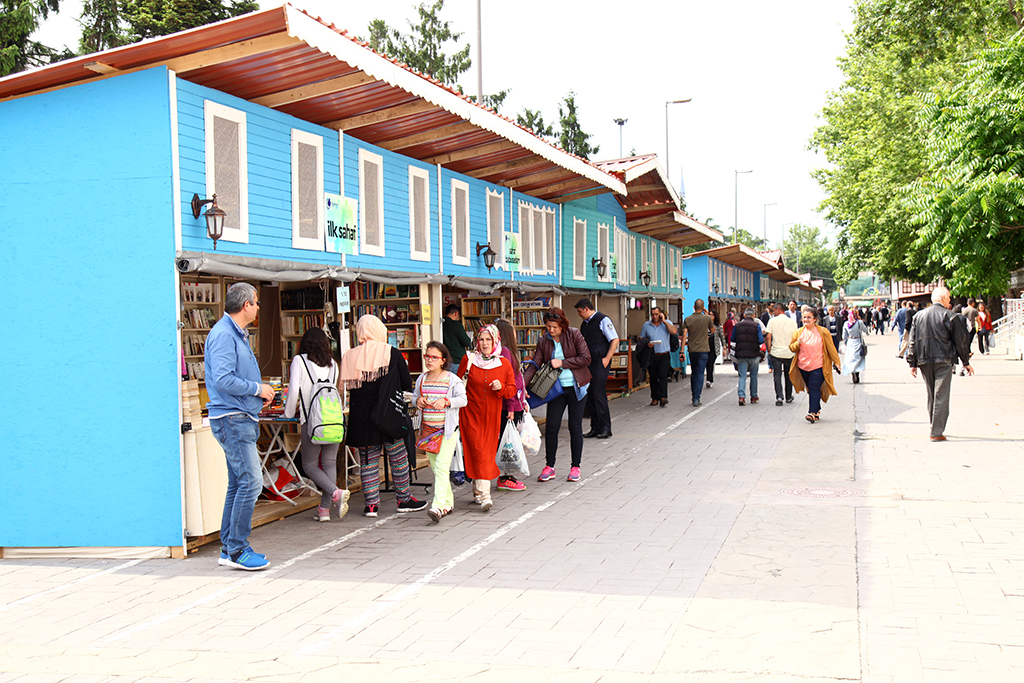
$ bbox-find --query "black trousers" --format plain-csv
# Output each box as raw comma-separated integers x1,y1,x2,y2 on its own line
649,352,671,401
545,388,584,468
585,361,611,433
769,354,794,401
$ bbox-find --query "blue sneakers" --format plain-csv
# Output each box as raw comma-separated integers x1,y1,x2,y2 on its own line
219,546,268,569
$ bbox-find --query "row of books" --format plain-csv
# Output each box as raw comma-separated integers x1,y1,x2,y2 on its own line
185,307,217,330
463,298,502,316
350,304,421,323
281,286,326,311
281,313,325,336
513,310,546,327
182,282,218,304
350,282,421,300
183,334,207,356
387,327,419,349
515,328,544,346
184,361,206,381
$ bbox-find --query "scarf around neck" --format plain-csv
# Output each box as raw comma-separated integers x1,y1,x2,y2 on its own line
339,315,392,389
467,324,504,371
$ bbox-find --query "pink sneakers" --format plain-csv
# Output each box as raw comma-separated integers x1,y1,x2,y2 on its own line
537,466,556,482
567,467,581,482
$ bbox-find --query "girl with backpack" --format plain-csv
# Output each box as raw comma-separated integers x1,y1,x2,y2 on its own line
283,327,350,522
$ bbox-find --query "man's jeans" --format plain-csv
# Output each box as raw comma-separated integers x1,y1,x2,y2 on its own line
211,414,262,557
689,351,709,402
769,354,794,401
736,357,759,399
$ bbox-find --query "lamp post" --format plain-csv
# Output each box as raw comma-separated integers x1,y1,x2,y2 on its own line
665,98,692,185
613,118,628,157
763,202,776,248
734,169,752,244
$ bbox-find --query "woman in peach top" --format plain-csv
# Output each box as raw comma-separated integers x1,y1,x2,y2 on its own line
789,306,842,424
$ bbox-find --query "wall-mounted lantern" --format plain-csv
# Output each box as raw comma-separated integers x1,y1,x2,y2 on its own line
191,193,227,250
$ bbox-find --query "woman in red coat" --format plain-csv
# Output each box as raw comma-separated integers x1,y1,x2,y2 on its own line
457,324,515,511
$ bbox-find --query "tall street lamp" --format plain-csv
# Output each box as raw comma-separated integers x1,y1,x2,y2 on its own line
613,118,628,157
763,202,776,248
665,98,692,185
734,169,752,244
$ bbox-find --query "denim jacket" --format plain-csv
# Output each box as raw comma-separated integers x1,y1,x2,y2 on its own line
205,314,264,420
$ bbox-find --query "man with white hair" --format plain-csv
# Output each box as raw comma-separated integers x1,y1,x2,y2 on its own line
906,286,973,442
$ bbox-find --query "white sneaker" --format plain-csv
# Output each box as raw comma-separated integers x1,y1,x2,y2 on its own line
480,500,493,512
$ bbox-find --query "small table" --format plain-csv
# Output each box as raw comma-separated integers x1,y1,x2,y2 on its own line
257,417,317,505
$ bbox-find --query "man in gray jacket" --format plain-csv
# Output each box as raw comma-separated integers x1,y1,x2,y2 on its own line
906,286,973,442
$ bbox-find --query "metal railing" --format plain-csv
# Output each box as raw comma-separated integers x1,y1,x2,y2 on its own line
992,299,1024,359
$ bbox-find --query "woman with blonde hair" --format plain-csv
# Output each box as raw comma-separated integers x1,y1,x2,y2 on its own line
457,325,516,511
341,315,427,517
790,305,843,424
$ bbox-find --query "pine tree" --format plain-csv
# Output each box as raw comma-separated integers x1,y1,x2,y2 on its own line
1,0,70,76
557,92,599,160
79,0,127,54
121,0,257,42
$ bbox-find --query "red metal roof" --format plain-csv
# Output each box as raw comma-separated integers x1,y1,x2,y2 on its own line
594,155,723,247
0,4,624,202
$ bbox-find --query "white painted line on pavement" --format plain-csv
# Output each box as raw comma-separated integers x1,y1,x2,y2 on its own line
652,389,731,439
0,559,144,614
296,459,623,656
103,515,397,643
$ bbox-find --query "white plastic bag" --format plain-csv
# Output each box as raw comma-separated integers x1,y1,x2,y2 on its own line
495,421,530,478
451,436,465,472
518,410,542,457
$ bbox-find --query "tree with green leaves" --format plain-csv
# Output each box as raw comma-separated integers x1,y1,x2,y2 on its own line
1,0,71,76
903,33,1024,296
79,0,127,54
810,0,1021,287
366,1,508,111
557,92,599,160
121,0,256,43
516,108,554,139
781,223,837,291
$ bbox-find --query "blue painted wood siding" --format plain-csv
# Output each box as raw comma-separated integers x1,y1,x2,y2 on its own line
0,67,183,547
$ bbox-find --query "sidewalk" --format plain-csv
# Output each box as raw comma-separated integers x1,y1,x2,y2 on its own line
1,332,1023,682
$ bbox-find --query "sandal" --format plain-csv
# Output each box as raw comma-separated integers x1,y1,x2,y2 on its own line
806,413,816,424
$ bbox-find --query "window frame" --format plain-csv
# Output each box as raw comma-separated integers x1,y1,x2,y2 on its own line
486,188,505,269
358,148,385,257
573,217,587,281
451,178,471,267
203,100,248,244
408,165,431,261
290,128,325,251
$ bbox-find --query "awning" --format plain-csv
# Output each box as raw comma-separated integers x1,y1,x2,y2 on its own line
682,243,780,272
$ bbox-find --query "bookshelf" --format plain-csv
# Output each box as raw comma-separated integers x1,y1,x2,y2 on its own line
279,284,327,379
180,274,260,409
605,340,635,396
461,294,506,336
511,297,550,364
349,282,427,376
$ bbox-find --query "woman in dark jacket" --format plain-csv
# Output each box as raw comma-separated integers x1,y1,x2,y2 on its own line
523,308,592,483
340,315,427,517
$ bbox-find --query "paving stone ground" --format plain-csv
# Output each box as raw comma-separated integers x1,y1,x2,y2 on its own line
2,331,1023,682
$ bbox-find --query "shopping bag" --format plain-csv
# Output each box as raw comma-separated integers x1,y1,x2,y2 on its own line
495,421,530,478
518,410,542,457
416,425,444,454
450,434,466,486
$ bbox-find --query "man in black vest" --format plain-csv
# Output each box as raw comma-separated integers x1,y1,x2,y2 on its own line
575,299,619,439
731,307,764,406
823,305,842,350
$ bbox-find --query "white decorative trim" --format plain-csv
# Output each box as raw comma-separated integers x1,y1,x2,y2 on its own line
203,100,248,244
291,128,325,251
486,187,505,270
451,178,470,267
572,217,587,281
358,148,385,257
408,165,430,261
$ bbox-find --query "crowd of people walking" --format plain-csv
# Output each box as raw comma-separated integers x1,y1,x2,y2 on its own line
207,284,999,570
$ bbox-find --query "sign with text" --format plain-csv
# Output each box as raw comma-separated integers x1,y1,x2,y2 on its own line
504,231,519,272
336,285,351,314
325,194,357,254
610,254,619,282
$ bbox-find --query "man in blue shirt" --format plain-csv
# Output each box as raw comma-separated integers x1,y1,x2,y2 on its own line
205,282,275,571
575,299,620,438
640,306,677,407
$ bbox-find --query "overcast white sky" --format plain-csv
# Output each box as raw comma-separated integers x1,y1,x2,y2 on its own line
35,0,852,248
